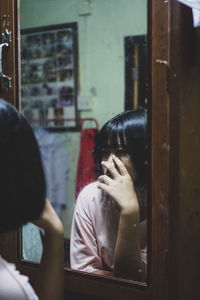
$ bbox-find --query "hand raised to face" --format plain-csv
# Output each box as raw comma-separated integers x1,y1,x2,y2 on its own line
97,155,139,215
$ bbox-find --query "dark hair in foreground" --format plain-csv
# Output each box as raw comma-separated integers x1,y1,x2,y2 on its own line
94,109,147,193
0,99,46,233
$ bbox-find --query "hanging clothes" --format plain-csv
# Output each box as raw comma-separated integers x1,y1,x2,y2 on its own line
34,128,69,217
75,128,98,198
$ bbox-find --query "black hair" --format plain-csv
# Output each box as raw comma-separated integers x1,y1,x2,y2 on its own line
0,99,46,233
94,109,147,193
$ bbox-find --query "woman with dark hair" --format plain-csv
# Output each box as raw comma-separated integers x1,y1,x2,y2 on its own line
70,109,147,281
0,99,64,300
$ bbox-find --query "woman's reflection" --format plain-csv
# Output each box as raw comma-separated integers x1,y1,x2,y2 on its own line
70,109,147,281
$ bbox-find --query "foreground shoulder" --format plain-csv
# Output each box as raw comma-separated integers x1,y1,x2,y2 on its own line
0,256,38,300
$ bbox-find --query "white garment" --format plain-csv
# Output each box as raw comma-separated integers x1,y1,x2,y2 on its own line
0,256,38,300
34,128,69,217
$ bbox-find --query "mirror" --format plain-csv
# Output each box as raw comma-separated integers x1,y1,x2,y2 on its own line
20,0,148,283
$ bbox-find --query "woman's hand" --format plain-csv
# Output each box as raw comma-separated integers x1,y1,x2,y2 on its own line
98,155,145,280
34,198,63,235
97,155,139,215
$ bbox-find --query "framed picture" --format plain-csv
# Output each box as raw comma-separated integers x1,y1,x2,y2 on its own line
21,22,78,130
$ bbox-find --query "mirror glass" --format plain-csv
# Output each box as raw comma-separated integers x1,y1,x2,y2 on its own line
20,0,148,283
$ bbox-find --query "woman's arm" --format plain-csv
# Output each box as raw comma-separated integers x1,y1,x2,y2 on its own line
70,189,103,272
33,199,64,300
113,204,145,280
97,155,145,281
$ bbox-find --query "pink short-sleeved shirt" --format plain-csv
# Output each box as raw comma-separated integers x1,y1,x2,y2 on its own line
0,255,38,300
70,182,147,273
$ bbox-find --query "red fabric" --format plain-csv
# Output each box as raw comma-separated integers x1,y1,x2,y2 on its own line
75,128,97,198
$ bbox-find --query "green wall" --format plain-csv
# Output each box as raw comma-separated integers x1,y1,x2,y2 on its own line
20,0,147,237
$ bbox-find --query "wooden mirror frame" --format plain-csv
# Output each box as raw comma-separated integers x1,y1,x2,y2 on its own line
1,1,200,300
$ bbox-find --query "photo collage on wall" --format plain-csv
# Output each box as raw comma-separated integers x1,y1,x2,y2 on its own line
21,23,78,129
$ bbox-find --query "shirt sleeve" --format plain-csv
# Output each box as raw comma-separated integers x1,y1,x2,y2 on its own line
70,185,102,273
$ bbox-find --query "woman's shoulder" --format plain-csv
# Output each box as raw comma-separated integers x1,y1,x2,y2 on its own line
0,256,38,300
77,181,102,201
75,181,104,212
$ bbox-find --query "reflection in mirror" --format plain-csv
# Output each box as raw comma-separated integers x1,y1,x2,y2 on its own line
20,0,147,282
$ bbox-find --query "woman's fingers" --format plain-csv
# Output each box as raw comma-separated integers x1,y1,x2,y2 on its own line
112,154,128,176
101,159,119,178
97,180,111,194
98,174,113,185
